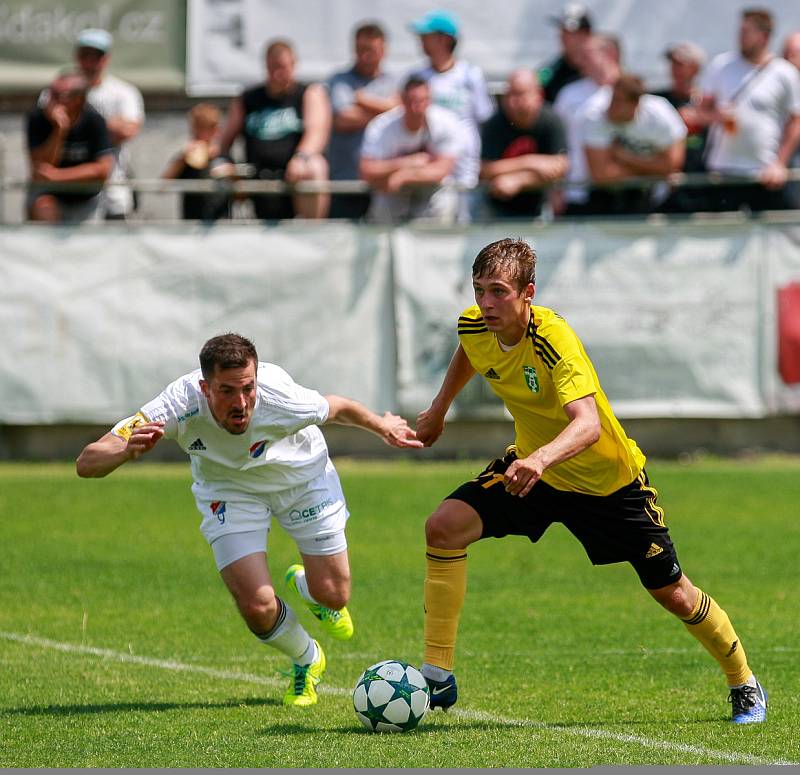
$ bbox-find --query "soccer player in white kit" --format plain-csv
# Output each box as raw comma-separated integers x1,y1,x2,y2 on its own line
76,333,422,706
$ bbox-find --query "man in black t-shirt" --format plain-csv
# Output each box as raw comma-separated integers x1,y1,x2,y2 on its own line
26,71,114,223
480,69,568,218
538,3,592,104
219,39,331,220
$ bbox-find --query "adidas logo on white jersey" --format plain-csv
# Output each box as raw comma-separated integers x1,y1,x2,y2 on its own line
188,438,206,451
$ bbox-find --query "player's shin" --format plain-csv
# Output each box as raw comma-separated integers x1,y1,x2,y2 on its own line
423,546,468,671
680,588,752,687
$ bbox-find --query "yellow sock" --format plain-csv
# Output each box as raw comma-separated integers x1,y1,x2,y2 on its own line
423,546,468,671
681,588,751,686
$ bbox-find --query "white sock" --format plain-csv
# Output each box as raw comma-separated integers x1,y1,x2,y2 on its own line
421,662,452,682
293,566,319,606
256,598,315,664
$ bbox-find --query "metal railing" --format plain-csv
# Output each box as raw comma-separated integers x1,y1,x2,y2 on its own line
3,166,800,225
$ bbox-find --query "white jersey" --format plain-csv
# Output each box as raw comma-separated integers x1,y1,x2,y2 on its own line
112,363,330,494
410,60,494,185
583,94,687,153
554,78,611,203
361,103,471,183
87,74,145,216
701,52,800,174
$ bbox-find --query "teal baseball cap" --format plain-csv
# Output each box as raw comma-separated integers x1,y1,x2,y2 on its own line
410,10,459,38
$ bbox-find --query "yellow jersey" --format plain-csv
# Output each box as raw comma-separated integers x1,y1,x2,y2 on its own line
458,304,645,496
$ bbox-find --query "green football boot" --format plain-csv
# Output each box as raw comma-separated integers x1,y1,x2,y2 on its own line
283,640,326,708
285,563,354,640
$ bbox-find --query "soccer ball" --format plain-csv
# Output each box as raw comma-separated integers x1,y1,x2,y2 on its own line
352,660,430,733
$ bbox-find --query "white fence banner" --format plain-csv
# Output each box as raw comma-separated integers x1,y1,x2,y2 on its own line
3,220,800,425
764,225,800,414
393,222,770,419
0,224,394,423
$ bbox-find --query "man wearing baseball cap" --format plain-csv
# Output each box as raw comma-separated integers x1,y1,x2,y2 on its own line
407,9,494,220
653,42,708,182
74,27,145,219
538,3,593,104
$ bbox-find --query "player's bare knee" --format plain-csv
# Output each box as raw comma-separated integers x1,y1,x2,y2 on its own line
425,511,463,549
650,577,696,617
237,588,279,626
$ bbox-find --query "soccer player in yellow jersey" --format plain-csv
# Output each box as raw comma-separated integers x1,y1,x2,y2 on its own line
415,237,767,724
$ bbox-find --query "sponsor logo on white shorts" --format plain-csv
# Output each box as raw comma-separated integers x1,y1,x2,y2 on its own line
290,498,335,524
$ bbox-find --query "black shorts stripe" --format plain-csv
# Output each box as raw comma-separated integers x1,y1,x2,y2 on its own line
426,551,468,562
682,590,711,625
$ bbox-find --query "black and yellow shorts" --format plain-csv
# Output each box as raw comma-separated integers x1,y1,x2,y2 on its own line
447,451,682,590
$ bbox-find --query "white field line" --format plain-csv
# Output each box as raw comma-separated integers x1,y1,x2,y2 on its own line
1,630,795,767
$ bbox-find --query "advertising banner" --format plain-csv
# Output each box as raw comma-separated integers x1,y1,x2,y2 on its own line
0,0,186,92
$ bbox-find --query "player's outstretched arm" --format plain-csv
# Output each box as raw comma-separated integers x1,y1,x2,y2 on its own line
323,396,423,449
416,344,476,447
76,422,165,478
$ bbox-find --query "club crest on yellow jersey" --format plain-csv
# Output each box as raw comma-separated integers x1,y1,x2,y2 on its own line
523,365,539,393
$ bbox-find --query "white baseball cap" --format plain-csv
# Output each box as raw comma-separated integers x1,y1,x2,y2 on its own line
76,28,113,53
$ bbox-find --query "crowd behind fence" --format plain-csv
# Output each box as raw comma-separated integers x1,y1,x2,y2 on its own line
10,5,800,226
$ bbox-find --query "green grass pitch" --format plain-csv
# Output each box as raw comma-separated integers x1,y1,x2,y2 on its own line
1,457,798,766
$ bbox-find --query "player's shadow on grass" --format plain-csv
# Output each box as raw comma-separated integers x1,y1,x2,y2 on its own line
2,696,280,716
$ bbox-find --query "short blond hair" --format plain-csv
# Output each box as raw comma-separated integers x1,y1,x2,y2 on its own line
189,102,220,130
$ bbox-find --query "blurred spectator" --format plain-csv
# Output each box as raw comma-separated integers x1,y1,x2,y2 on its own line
785,32,800,70
783,31,800,208
480,69,568,218
220,39,331,219
74,28,144,220
408,10,494,204
654,42,708,173
554,33,621,214
538,3,593,104
360,77,469,223
583,73,687,214
327,22,399,220
698,8,800,211
26,71,113,223
162,103,236,223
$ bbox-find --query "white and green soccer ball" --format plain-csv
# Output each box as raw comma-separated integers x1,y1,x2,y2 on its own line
352,660,430,733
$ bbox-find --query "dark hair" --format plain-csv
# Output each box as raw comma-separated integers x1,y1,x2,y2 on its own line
742,8,773,34
199,333,258,379
52,69,89,95
355,22,385,40
472,238,536,291
614,73,645,102
403,75,429,92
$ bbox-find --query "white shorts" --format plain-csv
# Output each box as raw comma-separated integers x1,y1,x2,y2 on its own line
192,458,349,570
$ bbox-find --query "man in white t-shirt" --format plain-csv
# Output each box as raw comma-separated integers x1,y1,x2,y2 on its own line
583,73,687,213
698,8,800,211
407,10,494,200
74,28,144,219
76,333,421,707
553,33,621,213
360,76,470,223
